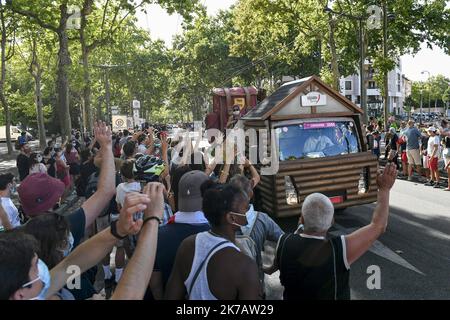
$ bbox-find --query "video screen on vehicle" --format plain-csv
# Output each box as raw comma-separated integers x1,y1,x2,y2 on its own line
275,120,360,160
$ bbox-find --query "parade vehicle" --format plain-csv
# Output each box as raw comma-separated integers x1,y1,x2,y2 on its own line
205,86,266,133
242,75,378,218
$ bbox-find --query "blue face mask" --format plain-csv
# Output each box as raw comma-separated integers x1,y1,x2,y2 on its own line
62,232,74,257
22,259,51,300
240,204,256,235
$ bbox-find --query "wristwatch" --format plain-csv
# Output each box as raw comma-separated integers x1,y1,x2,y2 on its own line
110,220,127,240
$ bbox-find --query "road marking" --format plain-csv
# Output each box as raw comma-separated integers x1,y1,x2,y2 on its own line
330,224,426,276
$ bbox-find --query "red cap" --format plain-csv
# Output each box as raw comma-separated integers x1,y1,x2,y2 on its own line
18,173,65,217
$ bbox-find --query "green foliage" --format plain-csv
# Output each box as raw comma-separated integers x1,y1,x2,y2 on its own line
1,0,448,131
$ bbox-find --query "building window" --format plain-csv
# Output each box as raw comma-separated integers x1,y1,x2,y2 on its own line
345,81,352,90
356,96,361,105
368,81,377,89
345,95,352,101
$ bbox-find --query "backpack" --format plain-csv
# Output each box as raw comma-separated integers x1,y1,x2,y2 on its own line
235,212,259,261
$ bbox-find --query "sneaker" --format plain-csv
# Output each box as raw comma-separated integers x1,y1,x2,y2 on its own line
424,181,434,186
407,176,413,181
444,188,450,191
433,183,441,189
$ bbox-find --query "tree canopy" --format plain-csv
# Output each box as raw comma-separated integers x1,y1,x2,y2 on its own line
0,0,448,152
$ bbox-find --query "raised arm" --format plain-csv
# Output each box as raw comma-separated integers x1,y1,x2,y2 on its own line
244,157,260,188
112,183,165,300
47,193,151,298
345,163,397,265
81,121,116,230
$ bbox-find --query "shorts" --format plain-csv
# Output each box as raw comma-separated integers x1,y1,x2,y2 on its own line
423,155,429,169
96,214,123,247
407,149,421,166
444,148,450,167
401,151,408,163
428,156,438,171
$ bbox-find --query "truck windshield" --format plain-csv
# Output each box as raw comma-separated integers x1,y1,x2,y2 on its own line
276,121,360,160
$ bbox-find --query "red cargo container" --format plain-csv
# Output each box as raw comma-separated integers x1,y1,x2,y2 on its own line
207,86,260,132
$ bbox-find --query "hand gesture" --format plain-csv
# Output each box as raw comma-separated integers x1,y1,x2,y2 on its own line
94,121,112,149
142,182,165,220
161,132,169,154
376,163,397,192
116,192,151,236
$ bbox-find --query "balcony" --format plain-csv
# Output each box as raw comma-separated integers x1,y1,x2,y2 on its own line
367,88,381,96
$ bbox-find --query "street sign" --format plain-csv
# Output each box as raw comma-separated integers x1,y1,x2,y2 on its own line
111,106,119,115
133,109,140,119
112,115,127,132
301,92,327,107
132,100,140,109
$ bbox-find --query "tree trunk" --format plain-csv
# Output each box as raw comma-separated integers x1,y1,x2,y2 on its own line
57,5,72,142
33,70,46,149
80,0,94,134
81,41,93,134
0,7,12,154
327,14,340,91
30,37,47,150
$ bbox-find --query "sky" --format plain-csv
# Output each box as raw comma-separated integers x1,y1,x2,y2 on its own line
136,0,450,82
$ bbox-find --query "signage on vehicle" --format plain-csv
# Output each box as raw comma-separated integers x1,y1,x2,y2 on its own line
301,92,327,107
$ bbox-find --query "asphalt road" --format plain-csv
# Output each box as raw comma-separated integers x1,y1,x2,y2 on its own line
3,140,449,300
265,178,450,300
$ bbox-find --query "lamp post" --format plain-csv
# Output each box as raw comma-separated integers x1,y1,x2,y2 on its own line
420,88,423,125
421,70,431,114
323,6,369,124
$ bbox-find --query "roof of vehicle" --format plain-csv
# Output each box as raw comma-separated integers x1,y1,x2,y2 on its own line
242,75,363,121
212,86,258,97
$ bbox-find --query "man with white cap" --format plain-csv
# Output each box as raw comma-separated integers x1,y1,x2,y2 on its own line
424,126,440,188
270,164,397,300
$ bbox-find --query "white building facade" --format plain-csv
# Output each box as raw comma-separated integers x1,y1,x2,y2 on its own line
339,59,405,117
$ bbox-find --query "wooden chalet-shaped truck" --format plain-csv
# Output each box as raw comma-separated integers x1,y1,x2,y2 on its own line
242,75,378,218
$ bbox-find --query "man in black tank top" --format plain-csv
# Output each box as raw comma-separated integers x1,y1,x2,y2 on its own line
269,163,397,300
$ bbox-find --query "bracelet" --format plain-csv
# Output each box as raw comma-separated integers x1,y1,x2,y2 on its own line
143,216,162,226
110,220,127,240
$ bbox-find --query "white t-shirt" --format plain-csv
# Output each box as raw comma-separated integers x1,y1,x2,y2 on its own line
427,135,440,157
29,163,47,175
0,197,21,228
116,182,142,208
137,144,147,154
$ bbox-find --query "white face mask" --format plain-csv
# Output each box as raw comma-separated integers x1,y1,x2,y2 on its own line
22,259,51,300
233,111,240,116
229,211,248,228
36,155,43,163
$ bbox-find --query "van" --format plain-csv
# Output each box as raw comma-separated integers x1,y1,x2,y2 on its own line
0,126,22,142
242,76,378,218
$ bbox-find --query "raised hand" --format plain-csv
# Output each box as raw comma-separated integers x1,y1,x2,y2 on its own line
116,192,151,236
377,163,397,192
94,121,112,149
142,182,165,221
